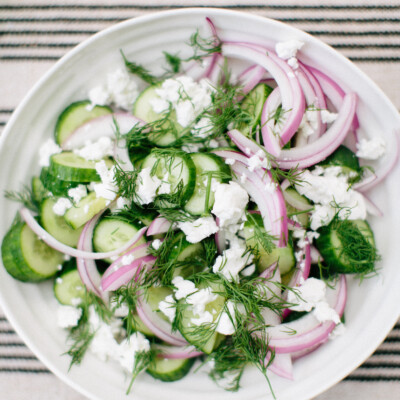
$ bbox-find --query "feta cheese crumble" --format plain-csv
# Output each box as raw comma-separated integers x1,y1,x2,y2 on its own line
92,161,118,202
356,137,386,160
212,237,253,282
212,181,249,228
73,136,114,161
38,139,62,167
275,40,304,60
89,67,139,110
68,184,87,204
57,305,82,328
52,197,73,216
296,166,367,230
135,167,161,205
172,276,197,300
150,76,213,128
178,216,219,243
158,294,176,323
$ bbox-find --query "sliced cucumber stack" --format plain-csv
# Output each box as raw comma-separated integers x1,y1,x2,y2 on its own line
184,153,231,216
55,100,112,146
40,167,80,197
1,219,64,282
49,152,113,183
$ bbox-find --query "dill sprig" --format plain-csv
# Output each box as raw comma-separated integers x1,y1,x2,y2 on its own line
121,50,159,85
163,51,181,74
4,185,39,212
244,213,276,254
336,219,380,275
65,292,112,368
126,349,157,394
188,30,222,62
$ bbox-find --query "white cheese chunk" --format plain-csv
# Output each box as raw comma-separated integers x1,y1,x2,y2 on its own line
52,197,73,216
135,167,161,205
38,139,62,167
356,137,386,160
212,181,249,228
57,305,82,328
73,136,114,161
178,216,219,243
172,276,197,300
275,40,304,60
158,294,176,323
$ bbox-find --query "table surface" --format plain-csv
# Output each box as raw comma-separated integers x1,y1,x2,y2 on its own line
1,1,400,399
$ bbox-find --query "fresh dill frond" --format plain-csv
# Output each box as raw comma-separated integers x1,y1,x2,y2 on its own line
245,213,276,254
187,30,222,62
206,338,246,391
163,51,182,74
113,163,140,201
4,185,39,212
65,292,111,368
121,50,160,86
127,349,157,394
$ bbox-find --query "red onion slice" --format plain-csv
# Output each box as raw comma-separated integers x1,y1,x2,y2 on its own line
102,242,151,280
266,352,294,380
19,207,147,260
222,42,305,154
276,92,357,170
147,216,172,236
101,255,156,292
61,113,142,150
266,275,347,354
136,295,187,346
154,344,203,359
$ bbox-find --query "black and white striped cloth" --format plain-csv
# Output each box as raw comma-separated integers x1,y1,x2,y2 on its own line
1,1,400,399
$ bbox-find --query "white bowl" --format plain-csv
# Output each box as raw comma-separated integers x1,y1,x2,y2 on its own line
1,8,400,400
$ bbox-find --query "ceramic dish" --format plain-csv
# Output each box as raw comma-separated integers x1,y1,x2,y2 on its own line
1,8,400,400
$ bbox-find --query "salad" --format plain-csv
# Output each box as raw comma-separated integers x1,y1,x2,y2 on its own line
0,17,395,395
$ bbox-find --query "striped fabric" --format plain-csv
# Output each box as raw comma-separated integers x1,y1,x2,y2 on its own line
1,1,400,399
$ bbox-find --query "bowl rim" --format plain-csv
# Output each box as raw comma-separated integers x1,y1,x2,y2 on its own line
1,7,400,400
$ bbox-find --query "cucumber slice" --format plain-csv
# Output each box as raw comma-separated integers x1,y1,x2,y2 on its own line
1,219,63,282
40,167,80,197
318,145,361,178
141,151,196,205
167,233,206,279
49,152,114,183
92,217,147,263
239,83,273,137
147,355,195,382
147,286,174,322
133,85,183,147
184,153,231,216
132,313,155,337
31,176,48,204
242,213,296,275
178,283,225,354
64,191,108,229
283,187,312,228
54,266,85,306
40,197,83,247
315,219,378,275
55,100,112,146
